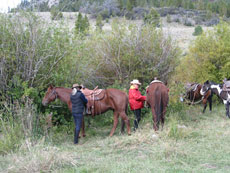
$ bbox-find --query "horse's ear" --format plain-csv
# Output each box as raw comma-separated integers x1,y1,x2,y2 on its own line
49,84,53,89
165,81,168,86
205,80,209,84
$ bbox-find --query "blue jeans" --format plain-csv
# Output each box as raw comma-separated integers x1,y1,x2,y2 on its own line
133,109,141,130
72,113,83,144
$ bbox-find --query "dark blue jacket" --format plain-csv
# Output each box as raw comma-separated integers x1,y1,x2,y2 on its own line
70,90,88,114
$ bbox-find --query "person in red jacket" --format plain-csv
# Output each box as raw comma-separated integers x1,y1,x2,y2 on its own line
129,79,146,131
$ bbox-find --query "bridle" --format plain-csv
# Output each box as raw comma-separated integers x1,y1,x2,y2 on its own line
45,88,58,101
201,85,211,96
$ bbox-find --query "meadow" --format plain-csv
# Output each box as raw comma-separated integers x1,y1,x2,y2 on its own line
1,104,230,173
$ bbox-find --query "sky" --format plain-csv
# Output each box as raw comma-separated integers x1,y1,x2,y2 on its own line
0,0,22,13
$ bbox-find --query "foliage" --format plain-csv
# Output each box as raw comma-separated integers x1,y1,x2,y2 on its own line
193,25,203,36
96,14,104,31
0,98,47,154
73,19,180,88
166,14,171,23
144,8,160,27
175,21,230,83
50,7,63,20
75,13,90,35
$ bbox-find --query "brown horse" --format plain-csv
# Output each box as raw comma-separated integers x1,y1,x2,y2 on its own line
184,83,213,113
42,85,131,137
146,81,169,131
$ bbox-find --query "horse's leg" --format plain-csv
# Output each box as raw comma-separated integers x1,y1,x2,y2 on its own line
109,111,119,137
151,108,158,131
119,112,131,135
161,106,167,130
225,101,230,118
202,99,207,113
224,100,229,118
121,119,125,134
81,116,86,137
208,96,212,112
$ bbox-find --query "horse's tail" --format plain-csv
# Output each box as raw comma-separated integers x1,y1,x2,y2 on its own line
155,89,162,127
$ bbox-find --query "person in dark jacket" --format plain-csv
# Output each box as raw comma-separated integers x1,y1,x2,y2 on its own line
129,79,146,131
70,83,88,144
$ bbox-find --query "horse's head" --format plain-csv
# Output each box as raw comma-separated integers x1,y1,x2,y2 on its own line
200,80,211,96
42,85,58,106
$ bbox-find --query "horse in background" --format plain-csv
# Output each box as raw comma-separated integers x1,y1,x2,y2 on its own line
200,80,230,118
146,80,169,131
42,85,131,137
183,83,213,113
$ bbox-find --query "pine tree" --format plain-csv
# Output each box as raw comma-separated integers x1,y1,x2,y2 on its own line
96,14,103,31
127,0,133,11
83,15,90,32
75,12,83,33
144,8,160,27
75,13,90,35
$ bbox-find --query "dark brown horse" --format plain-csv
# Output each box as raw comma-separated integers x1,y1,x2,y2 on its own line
184,83,213,113
146,81,169,131
42,85,131,137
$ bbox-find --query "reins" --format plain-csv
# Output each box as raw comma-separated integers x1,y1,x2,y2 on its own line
46,88,58,101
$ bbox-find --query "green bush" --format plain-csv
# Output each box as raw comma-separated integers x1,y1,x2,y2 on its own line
166,14,171,23
176,21,230,83
75,13,90,35
144,8,160,27
96,14,104,31
50,7,63,20
74,20,180,87
193,25,203,36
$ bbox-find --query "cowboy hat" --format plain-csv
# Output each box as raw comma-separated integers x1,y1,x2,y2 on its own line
130,79,141,85
72,83,82,89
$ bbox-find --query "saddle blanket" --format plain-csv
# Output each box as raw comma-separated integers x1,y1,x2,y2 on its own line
150,80,164,84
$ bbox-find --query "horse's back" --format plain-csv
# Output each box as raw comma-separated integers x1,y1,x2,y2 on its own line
147,83,169,106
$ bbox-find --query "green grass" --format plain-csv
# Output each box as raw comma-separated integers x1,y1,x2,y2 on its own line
1,105,230,172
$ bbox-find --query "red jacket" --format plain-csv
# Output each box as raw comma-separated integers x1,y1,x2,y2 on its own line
129,87,146,110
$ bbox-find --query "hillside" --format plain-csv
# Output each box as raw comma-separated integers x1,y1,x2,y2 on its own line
34,12,212,52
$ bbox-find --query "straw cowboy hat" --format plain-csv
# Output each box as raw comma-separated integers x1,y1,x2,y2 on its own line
130,79,141,85
72,83,82,89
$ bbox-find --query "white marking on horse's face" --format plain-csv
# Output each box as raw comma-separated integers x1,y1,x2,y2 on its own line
211,85,222,94
200,88,205,96
223,100,227,104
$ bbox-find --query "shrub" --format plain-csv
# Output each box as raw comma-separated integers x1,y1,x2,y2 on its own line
144,8,160,27
96,14,104,31
75,13,90,34
166,14,171,23
193,25,203,36
175,22,230,83
50,7,63,20
74,20,180,87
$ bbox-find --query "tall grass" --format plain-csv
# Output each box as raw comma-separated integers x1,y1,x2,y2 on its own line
1,104,230,172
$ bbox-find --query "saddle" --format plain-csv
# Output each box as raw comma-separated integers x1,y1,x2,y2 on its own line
185,83,199,92
223,80,230,91
81,86,105,115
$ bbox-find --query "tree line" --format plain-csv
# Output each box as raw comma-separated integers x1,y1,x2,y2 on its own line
13,0,230,18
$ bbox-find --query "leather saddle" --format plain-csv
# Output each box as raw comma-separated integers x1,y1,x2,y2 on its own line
185,83,199,92
81,86,105,115
223,81,230,91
